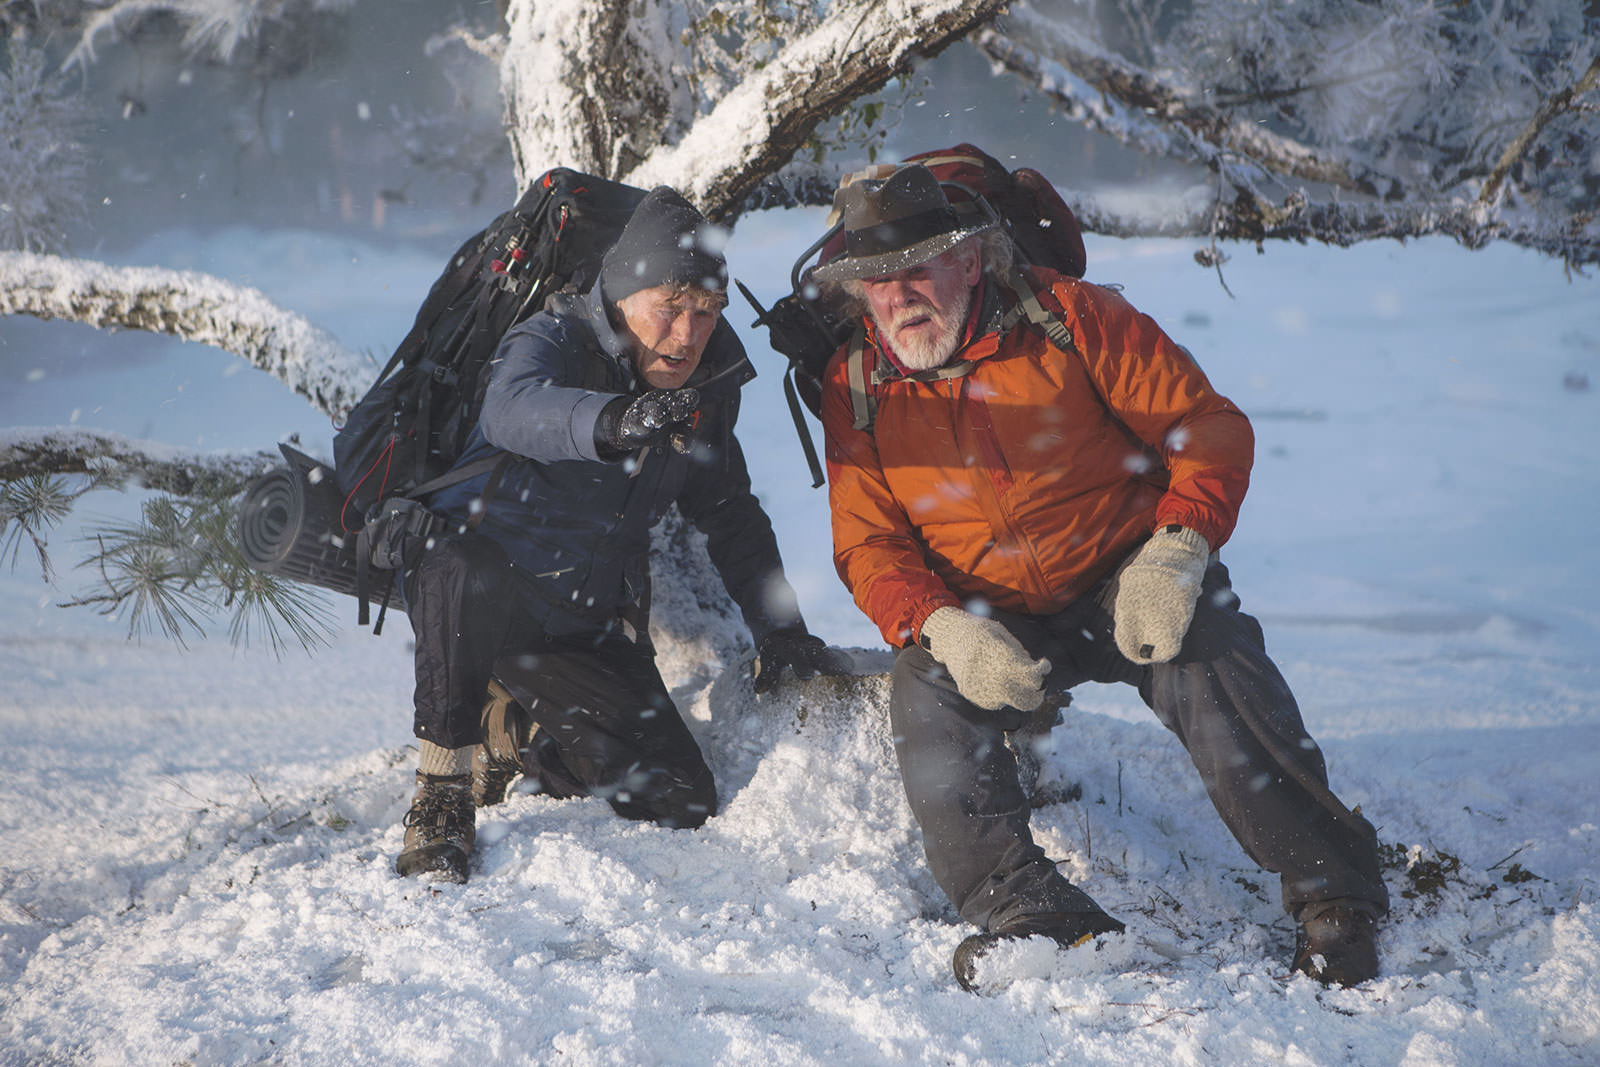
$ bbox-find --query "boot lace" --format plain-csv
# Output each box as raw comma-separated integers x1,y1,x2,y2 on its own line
403,779,472,834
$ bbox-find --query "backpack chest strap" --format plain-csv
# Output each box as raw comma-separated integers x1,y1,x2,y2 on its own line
844,268,1073,434
846,326,978,432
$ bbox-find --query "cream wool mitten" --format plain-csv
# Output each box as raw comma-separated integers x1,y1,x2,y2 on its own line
919,607,1050,712
1113,525,1212,665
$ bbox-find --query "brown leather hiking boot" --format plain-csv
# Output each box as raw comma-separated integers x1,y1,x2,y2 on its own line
395,772,475,883
471,678,536,807
1292,902,1380,986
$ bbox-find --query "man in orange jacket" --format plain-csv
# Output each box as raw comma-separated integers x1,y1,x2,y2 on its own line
813,164,1388,991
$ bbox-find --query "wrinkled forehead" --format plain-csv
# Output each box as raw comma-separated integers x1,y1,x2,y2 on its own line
632,282,729,311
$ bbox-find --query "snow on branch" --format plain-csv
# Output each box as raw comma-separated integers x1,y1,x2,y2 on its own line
628,0,1009,219
1068,182,1599,268
975,12,1395,198
0,427,279,497
1479,55,1600,209
61,0,359,72
499,0,1008,221
0,252,372,419
499,0,674,186
1222,192,1600,266
975,11,1600,268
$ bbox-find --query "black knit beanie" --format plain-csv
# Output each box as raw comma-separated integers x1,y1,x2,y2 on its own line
599,186,728,303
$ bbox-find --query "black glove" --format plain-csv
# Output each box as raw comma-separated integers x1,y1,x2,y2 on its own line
594,388,700,458
752,627,851,693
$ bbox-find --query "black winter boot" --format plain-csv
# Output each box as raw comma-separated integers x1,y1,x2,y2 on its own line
472,679,537,807
396,772,475,883
1292,902,1380,986
953,907,1125,992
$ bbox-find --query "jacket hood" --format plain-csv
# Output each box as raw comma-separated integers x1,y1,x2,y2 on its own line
575,281,641,389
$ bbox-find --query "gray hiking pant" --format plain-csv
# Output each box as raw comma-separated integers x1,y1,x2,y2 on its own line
890,562,1388,933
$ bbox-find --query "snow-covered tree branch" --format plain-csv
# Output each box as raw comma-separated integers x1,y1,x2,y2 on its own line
499,0,1009,220
975,14,1390,196
13,0,1598,255
0,428,278,496
631,0,1009,218
978,3,1600,267
1479,55,1600,211
0,252,370,419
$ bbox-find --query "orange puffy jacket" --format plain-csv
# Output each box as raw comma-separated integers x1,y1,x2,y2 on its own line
821,268,1254,648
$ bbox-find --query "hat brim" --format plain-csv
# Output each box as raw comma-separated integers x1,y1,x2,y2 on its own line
808,220,994,284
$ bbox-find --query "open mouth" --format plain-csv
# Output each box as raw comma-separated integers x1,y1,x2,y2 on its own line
656,351,691,371
895,314,933,337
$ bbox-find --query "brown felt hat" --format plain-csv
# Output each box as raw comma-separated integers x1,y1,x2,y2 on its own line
808,164,995,284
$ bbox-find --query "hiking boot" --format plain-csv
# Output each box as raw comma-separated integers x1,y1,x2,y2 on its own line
953,908,1125,992
1292,903,1379,986
471,678,537,808
395,772,475,883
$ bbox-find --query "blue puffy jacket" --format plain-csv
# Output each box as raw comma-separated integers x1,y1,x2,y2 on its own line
425,282,804,643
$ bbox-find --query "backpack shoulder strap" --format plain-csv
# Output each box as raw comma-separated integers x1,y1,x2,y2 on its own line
845,324,980,435
845,326,873,431
845,268,1080,437
1001,266,1078,357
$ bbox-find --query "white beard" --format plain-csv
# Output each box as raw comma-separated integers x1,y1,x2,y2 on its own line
876,288,973,371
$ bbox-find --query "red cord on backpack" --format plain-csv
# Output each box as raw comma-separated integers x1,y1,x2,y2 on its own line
341,434,397,534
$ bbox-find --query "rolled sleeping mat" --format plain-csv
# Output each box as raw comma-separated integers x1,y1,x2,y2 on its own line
236,444,391,603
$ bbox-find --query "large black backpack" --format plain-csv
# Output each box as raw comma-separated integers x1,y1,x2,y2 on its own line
237,168,646,628
333,168,646,530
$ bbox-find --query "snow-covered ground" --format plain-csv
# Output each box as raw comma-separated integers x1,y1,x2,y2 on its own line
2,218,1598,1065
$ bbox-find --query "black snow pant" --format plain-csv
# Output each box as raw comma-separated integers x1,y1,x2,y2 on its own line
890,561,1389,933
404,534,717,829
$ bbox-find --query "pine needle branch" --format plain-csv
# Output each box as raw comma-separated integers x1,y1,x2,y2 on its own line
55,489,339,655
0,474,102,581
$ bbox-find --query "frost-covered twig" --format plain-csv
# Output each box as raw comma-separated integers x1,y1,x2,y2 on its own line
976,12,1394,198
976,10,1599,268
0,43,91,254
0,428,279,498
0,252,371,419
1479,55,1600,208
61,0,360,72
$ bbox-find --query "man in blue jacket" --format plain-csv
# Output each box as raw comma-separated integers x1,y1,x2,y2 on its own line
395,186,842,883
